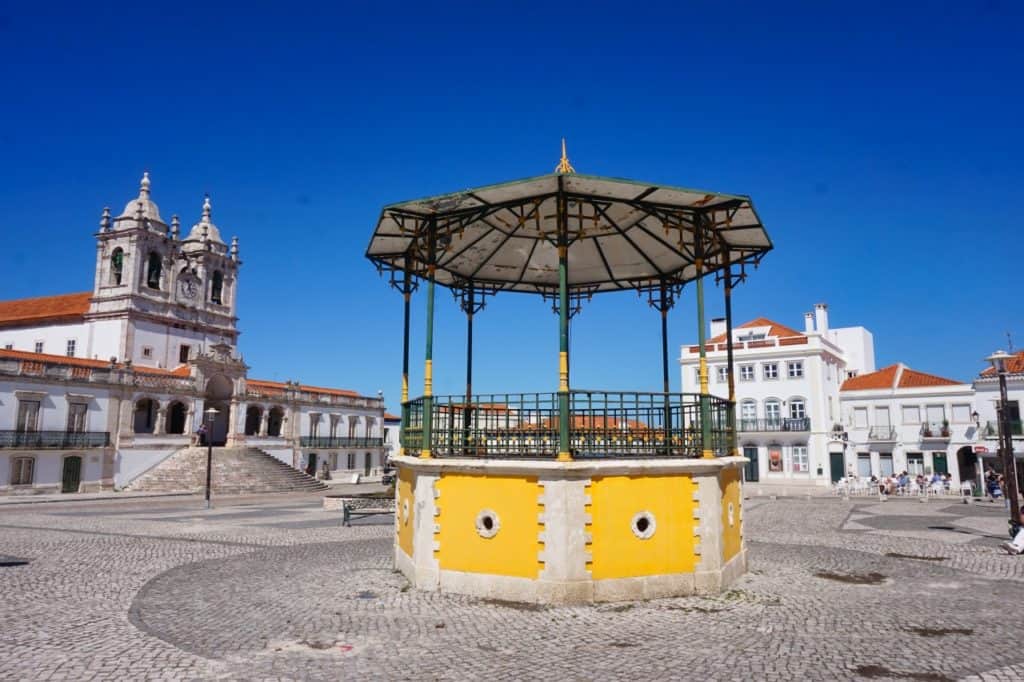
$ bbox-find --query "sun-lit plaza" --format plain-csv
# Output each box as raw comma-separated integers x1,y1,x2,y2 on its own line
1,492,1022,680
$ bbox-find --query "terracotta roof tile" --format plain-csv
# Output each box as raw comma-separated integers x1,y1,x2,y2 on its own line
0,292,91,327
247,378,363,399
0,349,189,375
841,363,964,391
979,351,1024,377
706,316,806,345
384,413,401,421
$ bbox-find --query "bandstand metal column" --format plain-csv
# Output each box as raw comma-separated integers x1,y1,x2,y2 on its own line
694,215,713,458
723,249,738,457
557,177,571,462
421,221,437,459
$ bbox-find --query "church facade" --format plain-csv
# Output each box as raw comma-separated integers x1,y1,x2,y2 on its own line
0,174,386,495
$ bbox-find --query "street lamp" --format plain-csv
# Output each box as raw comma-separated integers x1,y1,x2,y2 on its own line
986,350,1020,536
204,407,219,510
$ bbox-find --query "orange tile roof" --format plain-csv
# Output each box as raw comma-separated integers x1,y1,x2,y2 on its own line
979,351,1024,377
841,363,963,391
0,292,91,327
384,412,401,421
707,317,805,345
247,378,362,399
0,349,189,375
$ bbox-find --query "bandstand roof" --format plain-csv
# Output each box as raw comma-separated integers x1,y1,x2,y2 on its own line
366,172,773,294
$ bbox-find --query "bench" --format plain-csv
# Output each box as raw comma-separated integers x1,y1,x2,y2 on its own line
337,496,396,527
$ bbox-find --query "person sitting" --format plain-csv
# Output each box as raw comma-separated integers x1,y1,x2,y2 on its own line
988,476,1004,500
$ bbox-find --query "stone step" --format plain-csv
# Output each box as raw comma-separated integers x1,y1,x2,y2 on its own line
128,446,329,494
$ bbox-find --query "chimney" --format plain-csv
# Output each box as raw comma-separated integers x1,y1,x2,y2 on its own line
804,312,815,333
710,318,727,338
814,303,829,333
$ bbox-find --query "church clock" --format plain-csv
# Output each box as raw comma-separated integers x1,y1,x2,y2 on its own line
178,277,200,300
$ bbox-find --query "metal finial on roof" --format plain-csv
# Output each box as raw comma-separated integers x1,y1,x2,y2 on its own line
555,138,576,174
202,194,212,221
140,171,151,196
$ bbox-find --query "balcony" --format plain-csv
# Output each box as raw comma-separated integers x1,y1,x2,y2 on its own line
738,418,810,433
919,423,951,440
867,426,896,442
402,390,734,459
982,420,1024,438
0,431,110,449
299,436,384,448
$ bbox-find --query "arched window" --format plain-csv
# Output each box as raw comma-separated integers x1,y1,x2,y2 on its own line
110,248,124,286
244,405,262,436
167,402,187,434
133,398,157,434
211,271,224,304
146,252,162,290
267,407,284,437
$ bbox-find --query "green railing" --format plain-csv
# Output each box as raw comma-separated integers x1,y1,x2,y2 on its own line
401,390,734,459
299,437,384,448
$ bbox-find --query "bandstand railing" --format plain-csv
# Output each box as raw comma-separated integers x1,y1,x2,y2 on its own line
401,390,733,459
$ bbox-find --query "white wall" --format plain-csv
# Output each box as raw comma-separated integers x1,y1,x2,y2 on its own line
829,326,875,375
0,321,90,358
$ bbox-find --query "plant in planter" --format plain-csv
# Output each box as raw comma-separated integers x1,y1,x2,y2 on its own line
940,419,950,437
922,424,933,437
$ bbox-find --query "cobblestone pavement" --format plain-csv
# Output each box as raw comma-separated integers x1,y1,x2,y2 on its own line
1,493,1023,680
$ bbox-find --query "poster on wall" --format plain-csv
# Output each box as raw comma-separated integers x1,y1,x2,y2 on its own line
768,447,783,472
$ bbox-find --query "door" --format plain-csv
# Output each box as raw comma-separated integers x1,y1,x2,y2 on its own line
932,452,948,475
364,452,372,477
829,452,845,483
306,452,318,476
61,456,82,493
743,446,759,482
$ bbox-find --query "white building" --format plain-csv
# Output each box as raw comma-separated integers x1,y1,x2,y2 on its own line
838,364,975,486
0,173,385,495
680,304,874,487
973,350,1024,486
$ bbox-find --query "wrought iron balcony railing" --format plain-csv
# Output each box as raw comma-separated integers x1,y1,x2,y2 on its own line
738,418,810,433
867,426,896,441
919,423,951,439
299,437,385,448
401,390,734,459
0,431,110,449
982,420,1024,437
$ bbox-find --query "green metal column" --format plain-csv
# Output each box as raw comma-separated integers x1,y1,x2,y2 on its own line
420,225,437,459
557,185,571,461
723,249,737,457
695,215,713,458
463,285,474,455
660,281,672,456
400,268,412,457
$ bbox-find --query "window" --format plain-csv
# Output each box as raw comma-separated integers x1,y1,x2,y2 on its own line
110,248,124,285
925,405,945,425
693,368,701,386
141,346,153,359
738,331,766,342
716,366,728,383
846,370,859,379
179,344,191,363
791,445,809,473
348,418,358,439
309,414,321,438
951,404,971,423
879,453,894,477
768,446,783,472
66,339,76,357
789,398,806,420
857,453,871,477
347,453,355,469
146,252,162,290
740,400,757,425
739,364,754,381
787,361,804,378
902,406,920,424
765,400,781,424
3,343,12,350
853,407,868,429
329,415,340,439
763,362,778,380
875,407,890,427
66,403,87,433
11,457,35,485
211,271,224,304
34,341,44,354
906,452,924,475
17,400,40,433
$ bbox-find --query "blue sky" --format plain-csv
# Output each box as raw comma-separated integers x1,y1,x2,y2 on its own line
1,1,1021,410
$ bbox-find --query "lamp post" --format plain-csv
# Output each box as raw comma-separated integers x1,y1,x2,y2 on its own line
204,407,218,510
986,351,1020,535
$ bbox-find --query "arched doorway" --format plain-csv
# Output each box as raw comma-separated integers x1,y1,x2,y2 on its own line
204,375,233,446
267,406,284,437
244,406,262,436
133,398,157,434
167,402,187,435
956,446,978,493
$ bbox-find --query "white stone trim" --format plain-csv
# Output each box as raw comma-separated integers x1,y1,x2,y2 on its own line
474,509,500,538
630,511,657,539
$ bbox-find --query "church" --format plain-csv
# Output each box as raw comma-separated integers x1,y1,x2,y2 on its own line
0,173,387,495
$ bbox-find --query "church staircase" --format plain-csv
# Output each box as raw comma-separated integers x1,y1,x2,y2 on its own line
127,446,328,495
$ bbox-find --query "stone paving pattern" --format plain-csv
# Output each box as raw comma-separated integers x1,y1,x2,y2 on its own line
1,492,1022,680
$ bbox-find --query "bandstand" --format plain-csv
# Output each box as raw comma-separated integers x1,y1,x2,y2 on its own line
366,146,773,603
